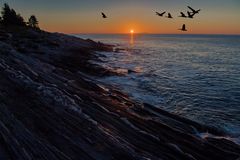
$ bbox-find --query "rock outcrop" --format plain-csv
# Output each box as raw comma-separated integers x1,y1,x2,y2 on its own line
0,26,239,160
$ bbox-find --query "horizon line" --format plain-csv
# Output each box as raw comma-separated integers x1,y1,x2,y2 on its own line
69,32,240,36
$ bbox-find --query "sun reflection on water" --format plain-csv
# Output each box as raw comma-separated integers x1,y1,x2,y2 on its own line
130,32,134,45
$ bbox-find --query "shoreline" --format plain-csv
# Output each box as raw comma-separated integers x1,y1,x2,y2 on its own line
0,26,239,159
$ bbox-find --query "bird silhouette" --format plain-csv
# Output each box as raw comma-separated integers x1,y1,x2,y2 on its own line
187,11,195,18
166,13,173,18
101,12,107,18
179,24,187,31
156,11,166,17
179,12,187,18
187,6,201,14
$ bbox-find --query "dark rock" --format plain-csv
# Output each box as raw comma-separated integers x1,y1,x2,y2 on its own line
0,26,239,160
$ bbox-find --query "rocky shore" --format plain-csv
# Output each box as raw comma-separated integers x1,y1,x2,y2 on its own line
0,26,239,160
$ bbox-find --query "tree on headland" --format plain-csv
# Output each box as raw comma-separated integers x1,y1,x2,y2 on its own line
1,3,25,26
0,3,41,29
28,15,39,28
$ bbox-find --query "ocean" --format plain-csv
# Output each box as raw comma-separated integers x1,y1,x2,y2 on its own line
75,34,240,138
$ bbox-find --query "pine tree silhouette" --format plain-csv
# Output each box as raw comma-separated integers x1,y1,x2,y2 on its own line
1,3,25,26
28,15,39,28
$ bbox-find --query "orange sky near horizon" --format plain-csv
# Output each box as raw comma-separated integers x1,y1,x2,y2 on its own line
40,8,240,34
2,0,240,34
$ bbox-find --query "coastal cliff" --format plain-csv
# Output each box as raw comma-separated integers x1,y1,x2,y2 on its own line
0,26,239,160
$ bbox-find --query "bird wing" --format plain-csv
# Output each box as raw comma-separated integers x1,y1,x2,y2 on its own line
187,11,193,17
190,11,196,17
101,12,106,17
182,24,186,30
187,6,196,12
161,11,166,15
156,12,160,15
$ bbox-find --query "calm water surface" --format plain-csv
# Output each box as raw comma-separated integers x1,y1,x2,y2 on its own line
76,34,240,137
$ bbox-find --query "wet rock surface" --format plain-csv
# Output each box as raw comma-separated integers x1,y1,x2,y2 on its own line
0,26,239,160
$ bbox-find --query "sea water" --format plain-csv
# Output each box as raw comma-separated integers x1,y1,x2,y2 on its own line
76,34,240,138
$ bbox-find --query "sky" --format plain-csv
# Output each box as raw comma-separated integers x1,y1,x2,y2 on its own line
1,0,240,34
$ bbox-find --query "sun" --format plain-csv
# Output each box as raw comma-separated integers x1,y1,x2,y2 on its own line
130,29,134,34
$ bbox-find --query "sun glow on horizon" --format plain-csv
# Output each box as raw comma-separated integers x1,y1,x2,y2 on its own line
130,29,134,45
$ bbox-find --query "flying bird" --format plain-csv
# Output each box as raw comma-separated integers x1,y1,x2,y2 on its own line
156,11,166,17
187,6,201,14
101,12,107,18
187,11,195,18
166,13,173,18
179,12,187,18
179,24,187,31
